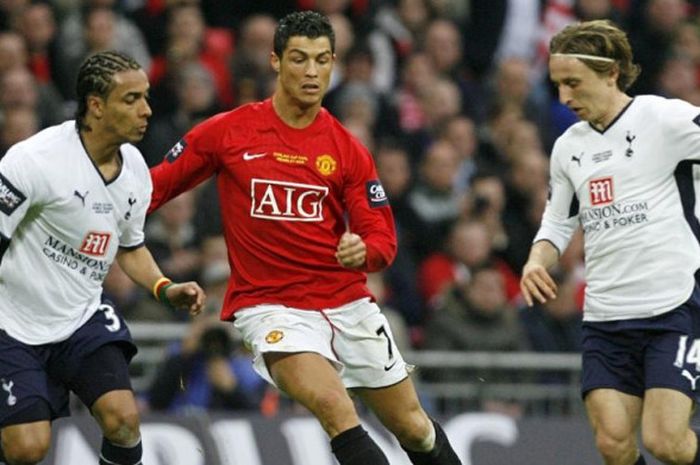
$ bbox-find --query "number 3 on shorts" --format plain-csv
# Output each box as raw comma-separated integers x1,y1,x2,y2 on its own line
675,335,700,370
99,304,121,333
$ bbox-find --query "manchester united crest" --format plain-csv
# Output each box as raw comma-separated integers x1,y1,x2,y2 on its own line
316,154,337,176
265,330,284,344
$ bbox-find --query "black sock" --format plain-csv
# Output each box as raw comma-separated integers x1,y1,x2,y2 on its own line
331,425,390,465
634,454,646,465
99,437,142,465
403,420,461,465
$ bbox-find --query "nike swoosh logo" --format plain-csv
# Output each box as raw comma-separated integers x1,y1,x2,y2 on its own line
384,360,397,371
243,152,267,161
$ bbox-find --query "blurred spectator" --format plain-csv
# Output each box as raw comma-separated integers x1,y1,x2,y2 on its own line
423,263,529,413
0,31,27,74
487,56,553,148
326,12,354,91
440,115,478,194
16,2,59,85
55,1,151,98
0,105,38,156
374,140,425,331
655,53,700,103
325,43,400,139
148,316,265,413
465,173,509,256
627,0,688,95
230,14,277,105
424,18,483,120
407,139,463,259
502,149,549,272
138,62,220,166
145,191,202,286
0,65,65,127
149,3,233,114
0,0,29,31
393,51,435,137
519,269,583,353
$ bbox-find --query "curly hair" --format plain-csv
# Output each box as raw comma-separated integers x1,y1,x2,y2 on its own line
74,51,142,131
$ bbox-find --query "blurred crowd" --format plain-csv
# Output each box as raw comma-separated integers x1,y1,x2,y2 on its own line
2,0,698,415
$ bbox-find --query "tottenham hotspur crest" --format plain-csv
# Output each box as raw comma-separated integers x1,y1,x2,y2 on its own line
1,378,16,406
625,131,636,157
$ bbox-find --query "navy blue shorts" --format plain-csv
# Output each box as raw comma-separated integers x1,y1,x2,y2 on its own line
0,303,136,427
581,284,700,400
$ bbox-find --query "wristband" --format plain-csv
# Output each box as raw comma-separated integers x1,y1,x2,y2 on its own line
158,282,175,307
152,277,172,300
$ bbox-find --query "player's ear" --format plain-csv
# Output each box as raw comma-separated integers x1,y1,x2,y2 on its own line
270,52,281,73
87,94,104,119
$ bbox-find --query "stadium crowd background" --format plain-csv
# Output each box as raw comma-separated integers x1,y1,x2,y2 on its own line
0,0,696,415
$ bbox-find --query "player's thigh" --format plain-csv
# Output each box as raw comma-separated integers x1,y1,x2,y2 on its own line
352,376,430,441
641,387,693,443
265,351,354,410
68,342,134,411
585,388,643,441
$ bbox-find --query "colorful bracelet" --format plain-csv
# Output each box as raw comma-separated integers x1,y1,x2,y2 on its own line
152,277,173,301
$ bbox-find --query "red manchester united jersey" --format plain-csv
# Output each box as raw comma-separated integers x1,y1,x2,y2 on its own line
149,99,397,319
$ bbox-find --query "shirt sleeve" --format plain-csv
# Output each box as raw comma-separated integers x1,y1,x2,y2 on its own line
148,116,222,214
0,145,42,239
661,98,700,163
120,151,152,249
342,137,397,272
533,139,579,254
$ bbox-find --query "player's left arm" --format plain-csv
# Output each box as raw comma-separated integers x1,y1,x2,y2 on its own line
662,98,700,161
116,246,205,315
337,139,397,272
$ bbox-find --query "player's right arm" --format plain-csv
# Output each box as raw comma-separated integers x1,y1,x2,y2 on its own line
520,138,578,306
0,146,42,264
148,116,225,214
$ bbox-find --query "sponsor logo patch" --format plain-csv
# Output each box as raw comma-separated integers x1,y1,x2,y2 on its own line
589,177,614,206
315,154,337,176
366,180,389,208
165,139,187,163
79,231,112,257
250,179,328,221
0,173,26,215
265,330,284,344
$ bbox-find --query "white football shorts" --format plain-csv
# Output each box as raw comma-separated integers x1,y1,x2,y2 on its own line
233,298,410,389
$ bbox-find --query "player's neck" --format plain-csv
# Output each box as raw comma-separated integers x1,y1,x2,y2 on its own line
79,129,122,179
272,93,321,129
591,92,632,131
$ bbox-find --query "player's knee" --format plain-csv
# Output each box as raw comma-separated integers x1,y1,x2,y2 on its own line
389,408,432,450
642,433,684,463
3,434,50,465
595,429,634,460
311,389,356,429
99,406,141,445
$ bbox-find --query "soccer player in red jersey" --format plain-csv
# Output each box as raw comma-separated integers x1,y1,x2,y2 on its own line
149,10,461,465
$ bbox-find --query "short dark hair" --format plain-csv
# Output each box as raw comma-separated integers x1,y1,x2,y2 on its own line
273,10,335,58
75,51,142,131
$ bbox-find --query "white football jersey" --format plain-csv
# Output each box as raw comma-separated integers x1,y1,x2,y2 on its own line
0,121,152,343
535,96,700,321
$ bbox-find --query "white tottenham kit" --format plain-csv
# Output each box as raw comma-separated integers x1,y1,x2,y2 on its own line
0,121,151,344
535,96,700,321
